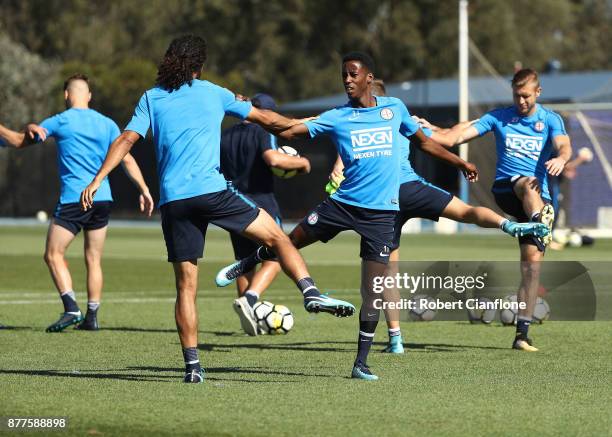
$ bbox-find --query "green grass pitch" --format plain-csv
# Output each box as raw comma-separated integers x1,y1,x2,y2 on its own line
1,226,611,436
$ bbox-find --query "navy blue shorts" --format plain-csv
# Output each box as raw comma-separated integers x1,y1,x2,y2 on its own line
161,188,259,263
53,201,112,235
492,177,550,250
299,197,395,264
230,193,282,260
391,180,453,250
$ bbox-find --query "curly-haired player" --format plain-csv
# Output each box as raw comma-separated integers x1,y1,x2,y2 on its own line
81,35,355,383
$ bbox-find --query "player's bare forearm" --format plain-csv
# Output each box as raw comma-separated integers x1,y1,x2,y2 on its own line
263,150,310,173
276,123,311,141
415,133,478,181
95,131,139,183
120,153,154,216
0,123,28,148
555,136,572,162
412,116,440,131
545,135,572,176
330,154,344,179
447,121,477,145
121,153,150,195
247,107,306,137
419,137,465,167
119,153,154,216
81,131,140,210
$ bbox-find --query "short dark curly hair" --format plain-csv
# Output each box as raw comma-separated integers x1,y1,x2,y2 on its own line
342,51,376,74
156,35,207,92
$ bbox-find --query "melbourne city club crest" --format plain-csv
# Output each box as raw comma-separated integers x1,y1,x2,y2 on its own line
307,212,318,225
380,108,394,120
534,121,545,132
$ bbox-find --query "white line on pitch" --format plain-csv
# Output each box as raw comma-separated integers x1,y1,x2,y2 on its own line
0,297,176,305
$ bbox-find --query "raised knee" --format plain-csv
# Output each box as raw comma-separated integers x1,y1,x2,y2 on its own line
525,177,541,192
266,228,290,248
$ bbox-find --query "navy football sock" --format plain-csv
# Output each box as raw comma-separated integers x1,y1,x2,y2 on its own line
244,290,259,307
235,247,276,277
296,277,320,300
182,347,201,372
356,308,379,365
60,291,80,314
255,246,276,262
516,316,531,339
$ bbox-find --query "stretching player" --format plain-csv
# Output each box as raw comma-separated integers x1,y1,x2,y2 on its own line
330,79,549,353
220,93,311,335
215,52,488,380
81,35,355,383
420,68,571,351
0,74,153,332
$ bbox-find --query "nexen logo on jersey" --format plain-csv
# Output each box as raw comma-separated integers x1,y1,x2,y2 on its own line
505,133,544,160
350,126,393,160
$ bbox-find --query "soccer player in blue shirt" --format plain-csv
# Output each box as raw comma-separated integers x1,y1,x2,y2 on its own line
215,52,490,380
329,79,549,354
220,93,311,336
80,35,355,383
0,74,153,332
421,68,572,351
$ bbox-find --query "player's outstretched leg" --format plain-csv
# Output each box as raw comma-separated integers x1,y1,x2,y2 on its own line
44,223,83,332
441,197,549,239
219,212,356,317
216,246,273,287
501,220,549,239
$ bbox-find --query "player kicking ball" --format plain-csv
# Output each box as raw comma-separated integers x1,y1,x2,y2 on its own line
419,68,571,352
220,93,311,336
216,52,513,380
81,35,355,383
328,79,550,354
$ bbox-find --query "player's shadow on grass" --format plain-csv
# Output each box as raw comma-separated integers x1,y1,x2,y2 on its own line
128,365,332,382
0,369,174,383
102,327,178,333
403,342,508,351
197,340,506,353
101,327,236,336
198,341,355,353
0,325,33,331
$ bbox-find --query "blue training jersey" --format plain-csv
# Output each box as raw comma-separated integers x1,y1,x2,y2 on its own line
40,108,118,204
305,96,420,210
473,104,566,200
126,79,253,206
399,126,432,184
